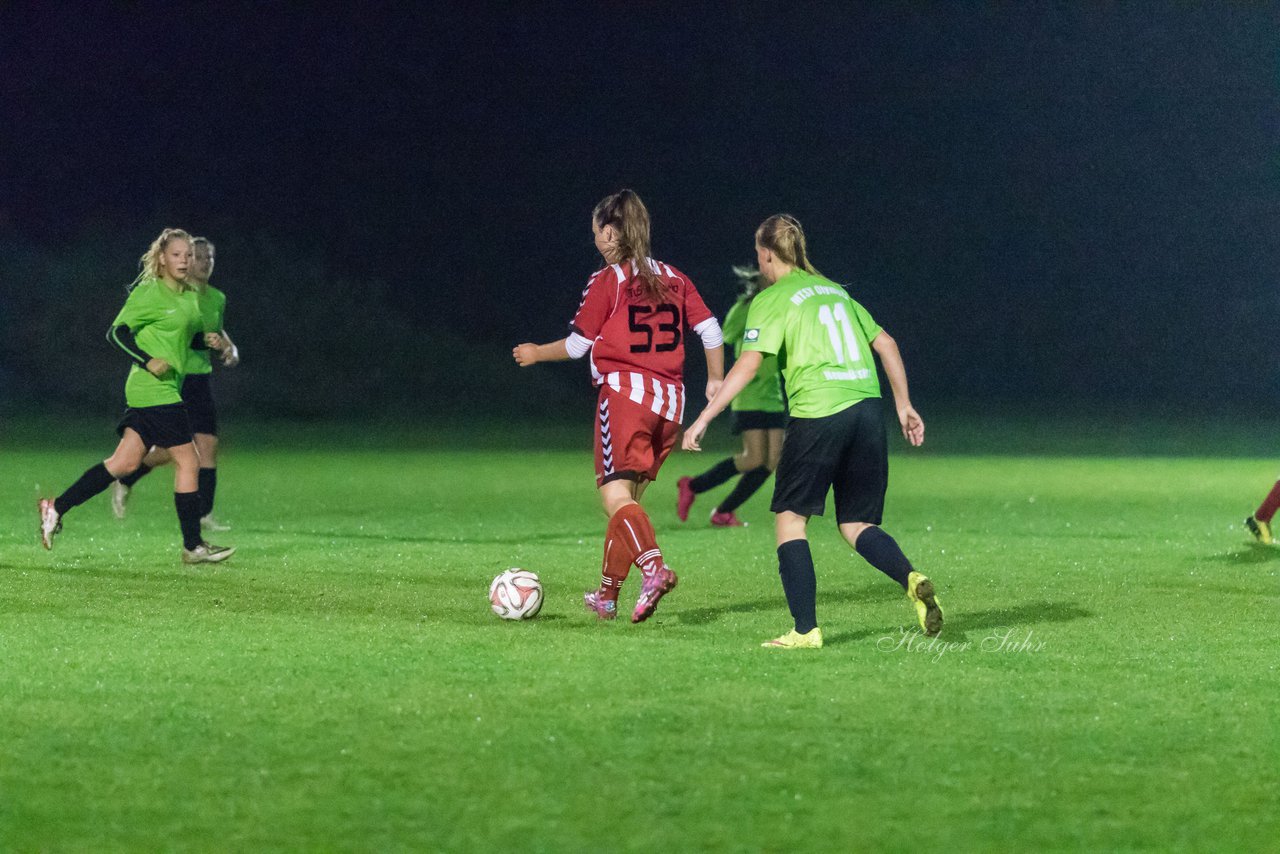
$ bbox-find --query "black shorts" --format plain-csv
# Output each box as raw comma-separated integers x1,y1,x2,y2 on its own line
181,373,218,435
116,403,194,450
770,397,888,524
731,409,789,433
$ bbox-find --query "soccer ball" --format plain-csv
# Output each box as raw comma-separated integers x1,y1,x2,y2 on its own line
489,568,543,620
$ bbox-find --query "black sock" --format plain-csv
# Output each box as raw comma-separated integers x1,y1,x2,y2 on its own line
855,526,914,589
716,466,772,513
198,468,217,517
777,539,818,634
690,457,739,493
54,463,115,516
175,491,203,550
118,464,152,488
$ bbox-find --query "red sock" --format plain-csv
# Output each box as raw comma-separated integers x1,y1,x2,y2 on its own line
1257,480,1280,523
599,517,634,601
610,503,665,579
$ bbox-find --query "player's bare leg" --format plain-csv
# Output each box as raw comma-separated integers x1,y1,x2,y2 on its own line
111,444,170,518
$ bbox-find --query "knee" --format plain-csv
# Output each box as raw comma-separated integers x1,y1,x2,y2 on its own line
604,496,636,517
840,521,874,547
196,437,218,465
739,449,765,470
171,449,199,473
774,511,808,543
104,456,140,479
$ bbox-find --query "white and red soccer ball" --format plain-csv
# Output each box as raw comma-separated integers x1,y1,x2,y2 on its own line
489,568,543,620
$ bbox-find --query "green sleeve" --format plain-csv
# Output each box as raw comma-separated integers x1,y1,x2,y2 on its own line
111,285,161,331
722,299,747,354
848,298,882,343
742,289,785,356
214,289,227,331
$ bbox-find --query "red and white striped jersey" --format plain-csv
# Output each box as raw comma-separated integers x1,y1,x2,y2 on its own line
569,259,714,423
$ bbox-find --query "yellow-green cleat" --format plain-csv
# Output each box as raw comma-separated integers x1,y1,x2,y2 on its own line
1245,516,1273,545
761,627,823,649
907,571,943,637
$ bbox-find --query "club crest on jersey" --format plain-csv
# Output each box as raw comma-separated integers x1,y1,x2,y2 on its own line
744,328,760,342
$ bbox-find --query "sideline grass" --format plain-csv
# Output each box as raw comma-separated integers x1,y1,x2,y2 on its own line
1,433,1277,850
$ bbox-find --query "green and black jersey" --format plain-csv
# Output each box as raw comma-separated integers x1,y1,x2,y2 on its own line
186,284,227,376
107,279,203,407
741,270,882,419
722,296,785,414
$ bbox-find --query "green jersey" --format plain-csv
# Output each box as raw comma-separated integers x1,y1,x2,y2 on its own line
186,284,227,375
742,270,882,419
109,279,202,407
722,296,785,414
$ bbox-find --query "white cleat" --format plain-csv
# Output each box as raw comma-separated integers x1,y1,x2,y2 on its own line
200,514,231,532
110,481,130,520
182,542,236,564
37,498,62,549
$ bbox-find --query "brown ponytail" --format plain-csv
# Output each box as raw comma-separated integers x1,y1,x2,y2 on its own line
593,189,668,302
755,214,821,277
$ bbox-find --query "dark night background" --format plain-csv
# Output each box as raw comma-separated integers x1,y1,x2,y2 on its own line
1,3,1276,425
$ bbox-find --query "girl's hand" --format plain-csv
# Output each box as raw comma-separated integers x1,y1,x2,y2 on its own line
146,358,171,378
705,379,723,401
512,343,539,367
204,332,226,351
682,418,709,451
898,405,924,447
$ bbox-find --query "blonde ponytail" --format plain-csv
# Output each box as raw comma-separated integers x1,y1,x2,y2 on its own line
755,214,820,277
128,227,193,291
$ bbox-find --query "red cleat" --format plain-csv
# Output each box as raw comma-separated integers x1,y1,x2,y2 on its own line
632,566,678,623
583,589,618,620
709,509,746,528
676,476,696,522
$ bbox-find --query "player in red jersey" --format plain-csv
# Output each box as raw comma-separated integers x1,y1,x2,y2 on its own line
1245,476,1280,545
514,190,724,623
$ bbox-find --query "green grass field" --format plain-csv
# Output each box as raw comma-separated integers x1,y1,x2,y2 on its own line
2,421,1277,851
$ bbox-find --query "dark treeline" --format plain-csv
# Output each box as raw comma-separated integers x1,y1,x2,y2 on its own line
0,229,582,419
1,221,1274,423
1,5,1276,420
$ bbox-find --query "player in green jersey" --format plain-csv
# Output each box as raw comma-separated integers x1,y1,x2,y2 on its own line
678,266,786,527
112,236,239,530
683,214,941,649
37,228,235,564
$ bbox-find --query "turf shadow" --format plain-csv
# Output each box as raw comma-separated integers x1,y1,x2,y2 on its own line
819,600,1092,646
1206,544,1280,565
671,584,892,627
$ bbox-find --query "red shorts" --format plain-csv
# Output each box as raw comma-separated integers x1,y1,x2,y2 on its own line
594,387,681,486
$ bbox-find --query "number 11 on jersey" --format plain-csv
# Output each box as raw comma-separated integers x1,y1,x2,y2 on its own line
817,303,862,364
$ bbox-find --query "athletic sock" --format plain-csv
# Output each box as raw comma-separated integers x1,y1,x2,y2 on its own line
716,466,772,514
198,467,218,517
118,464,152,488
611,502,666,578
1256,480,1280,523
854,526,914,589
54,463,115,517
599,514,635,600
174,491,203,550
777,539,818,634
690,458,739,494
